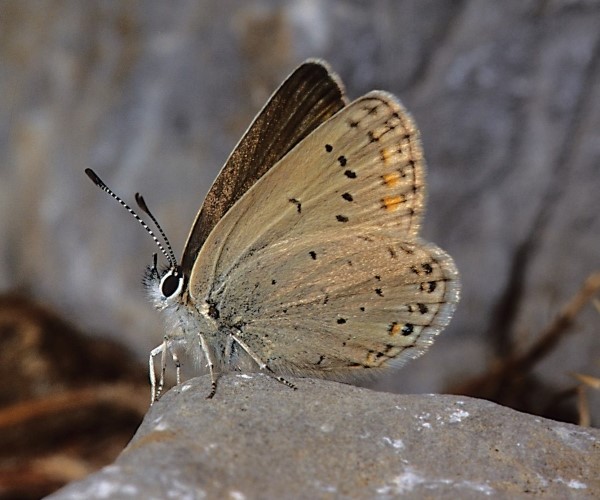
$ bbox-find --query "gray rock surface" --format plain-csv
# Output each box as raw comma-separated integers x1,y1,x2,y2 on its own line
48,375,599,499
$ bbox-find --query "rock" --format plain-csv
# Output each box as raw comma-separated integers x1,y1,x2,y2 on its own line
48,374,599,499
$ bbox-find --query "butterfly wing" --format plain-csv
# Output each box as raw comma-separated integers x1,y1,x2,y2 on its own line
190,92,459,377
181,60,347,276
220,232,458,376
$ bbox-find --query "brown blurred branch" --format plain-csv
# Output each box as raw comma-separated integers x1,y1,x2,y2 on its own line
453,271,600,401
0,383,147,431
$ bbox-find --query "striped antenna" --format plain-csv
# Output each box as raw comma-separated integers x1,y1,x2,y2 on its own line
85,168,177,269
135,192,177,267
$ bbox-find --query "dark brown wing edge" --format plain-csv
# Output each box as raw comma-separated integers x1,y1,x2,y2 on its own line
180,59,348,276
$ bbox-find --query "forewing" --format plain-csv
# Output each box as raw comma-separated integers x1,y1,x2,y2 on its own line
181,60,347,276
191,91,427,294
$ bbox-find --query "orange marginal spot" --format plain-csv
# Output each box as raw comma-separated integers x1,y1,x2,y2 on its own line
382,195,405,211
380,146,397,165
388,322,401,336
382,172,401,187
365,351,381,365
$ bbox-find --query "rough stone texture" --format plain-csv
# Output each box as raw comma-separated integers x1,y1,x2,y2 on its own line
47,375,599,499
1,2,600,414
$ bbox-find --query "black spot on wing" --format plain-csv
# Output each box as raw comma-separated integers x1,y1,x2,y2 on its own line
289,198,302,213
401,323,414,336
419,281,437,293
411,263,434,276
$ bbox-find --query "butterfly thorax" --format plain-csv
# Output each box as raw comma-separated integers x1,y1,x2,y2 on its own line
143,263,233,367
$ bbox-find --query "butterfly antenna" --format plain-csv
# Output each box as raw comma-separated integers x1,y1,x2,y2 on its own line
85,168,177,269
135,192,178,267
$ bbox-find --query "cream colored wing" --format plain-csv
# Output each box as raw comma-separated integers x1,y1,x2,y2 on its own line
192,92,426,293
189,91,459,376
216,231,458,376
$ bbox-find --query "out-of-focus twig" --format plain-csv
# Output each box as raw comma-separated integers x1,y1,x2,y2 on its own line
571,372,600,427
0,382,147,431
453,271,600,403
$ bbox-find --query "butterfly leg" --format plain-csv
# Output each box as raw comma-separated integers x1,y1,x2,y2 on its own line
230,330,297,391
149,340,167,404
198,332,219,399
171,349,182,385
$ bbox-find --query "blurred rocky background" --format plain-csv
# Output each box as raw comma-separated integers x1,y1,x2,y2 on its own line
1,0,600,496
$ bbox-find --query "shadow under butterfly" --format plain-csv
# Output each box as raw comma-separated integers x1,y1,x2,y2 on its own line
86,60,460,403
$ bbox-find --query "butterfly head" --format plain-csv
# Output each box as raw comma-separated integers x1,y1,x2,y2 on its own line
143,255,186,309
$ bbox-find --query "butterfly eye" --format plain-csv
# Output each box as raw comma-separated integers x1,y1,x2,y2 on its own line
160,270,183,298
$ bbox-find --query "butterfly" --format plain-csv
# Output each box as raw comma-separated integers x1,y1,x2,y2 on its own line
86,59,460,402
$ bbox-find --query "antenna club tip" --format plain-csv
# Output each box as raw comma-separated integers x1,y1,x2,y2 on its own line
135,193,150,213
85,168,105,187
